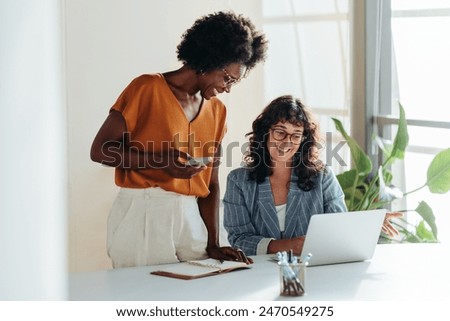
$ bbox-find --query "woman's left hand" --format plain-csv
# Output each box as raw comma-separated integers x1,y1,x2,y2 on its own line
382,212,403,237
207,246,253,264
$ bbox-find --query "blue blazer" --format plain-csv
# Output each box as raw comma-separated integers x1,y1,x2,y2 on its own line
223,166,347,256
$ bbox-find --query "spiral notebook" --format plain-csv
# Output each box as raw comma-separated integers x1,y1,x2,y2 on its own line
150,258,251,280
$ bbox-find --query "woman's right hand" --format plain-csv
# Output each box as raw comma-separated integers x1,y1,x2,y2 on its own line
268,236,305,255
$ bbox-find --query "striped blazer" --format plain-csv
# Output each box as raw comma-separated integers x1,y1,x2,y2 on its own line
223,166,347,256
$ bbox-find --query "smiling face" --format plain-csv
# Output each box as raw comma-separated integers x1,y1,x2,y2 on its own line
267,121,304,164
199,63,247,100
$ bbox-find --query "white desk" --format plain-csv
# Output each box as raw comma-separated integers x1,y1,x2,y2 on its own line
69,244,450,301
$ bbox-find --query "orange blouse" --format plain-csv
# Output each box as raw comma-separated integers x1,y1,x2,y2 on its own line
110,74,227,197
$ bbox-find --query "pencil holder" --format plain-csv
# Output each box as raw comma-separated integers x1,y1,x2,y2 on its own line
279,261,306,297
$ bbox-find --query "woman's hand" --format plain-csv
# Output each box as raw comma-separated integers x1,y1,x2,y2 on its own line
382,212,403,237
267,236,305,255
159,149,207,179
207,246,253,264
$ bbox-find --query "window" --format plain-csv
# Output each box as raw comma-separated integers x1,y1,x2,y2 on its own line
262,0,351,172
387,0,450,242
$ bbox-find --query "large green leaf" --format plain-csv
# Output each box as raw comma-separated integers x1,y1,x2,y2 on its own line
426,148,450,194
415,201,438,239
332,118,372,176
336,169,357,190
389,103,409,161
415,221,437,242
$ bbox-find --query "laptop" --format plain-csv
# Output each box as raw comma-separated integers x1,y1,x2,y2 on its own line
301,209,386,266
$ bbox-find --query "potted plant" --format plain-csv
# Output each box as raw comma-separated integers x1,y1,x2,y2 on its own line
332,103,450,243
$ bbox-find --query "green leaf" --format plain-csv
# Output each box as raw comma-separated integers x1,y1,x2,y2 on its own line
332,118,372,176
343,187,365,211
389,102,409,161
415,201,438,239
367,199,390,210
336,169,357,190
415,221,437,242
426,148,450,194
381,168,393,185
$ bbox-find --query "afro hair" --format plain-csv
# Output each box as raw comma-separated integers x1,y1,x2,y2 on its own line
176,11,268,73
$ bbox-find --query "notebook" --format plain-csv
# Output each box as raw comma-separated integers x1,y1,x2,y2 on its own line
150,258,251,280
301,209,386,266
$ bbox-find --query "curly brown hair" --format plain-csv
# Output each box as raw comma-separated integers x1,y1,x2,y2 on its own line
176,11,268,73
245,95,325,191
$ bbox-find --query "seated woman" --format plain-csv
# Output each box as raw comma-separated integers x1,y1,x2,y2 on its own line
223,95,399,256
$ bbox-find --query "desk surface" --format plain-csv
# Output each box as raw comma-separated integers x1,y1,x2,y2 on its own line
69,243,450,301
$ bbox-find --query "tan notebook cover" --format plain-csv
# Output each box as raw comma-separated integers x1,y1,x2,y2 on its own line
150,258,251,280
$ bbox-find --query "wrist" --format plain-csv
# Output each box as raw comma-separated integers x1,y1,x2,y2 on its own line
268,238,302,255
206,243,220,251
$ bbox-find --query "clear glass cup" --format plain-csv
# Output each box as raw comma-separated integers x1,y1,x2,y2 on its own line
279,262,306,296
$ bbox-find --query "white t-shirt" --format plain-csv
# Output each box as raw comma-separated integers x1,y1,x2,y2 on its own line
275,203,287,231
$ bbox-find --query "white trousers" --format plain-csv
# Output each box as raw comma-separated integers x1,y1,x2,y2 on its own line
107,187,208,268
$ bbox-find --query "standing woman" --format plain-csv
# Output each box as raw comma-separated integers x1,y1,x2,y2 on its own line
90,11,268,268
223,95,348,256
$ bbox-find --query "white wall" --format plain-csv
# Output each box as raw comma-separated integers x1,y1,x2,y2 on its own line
66,0,265,272
0,0,67,299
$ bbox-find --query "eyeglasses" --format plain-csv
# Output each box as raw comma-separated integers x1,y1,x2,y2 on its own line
222,68,245,87
270,128,306,145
